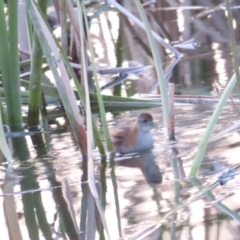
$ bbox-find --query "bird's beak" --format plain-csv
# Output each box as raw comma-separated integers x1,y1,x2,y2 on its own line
150,122,158,128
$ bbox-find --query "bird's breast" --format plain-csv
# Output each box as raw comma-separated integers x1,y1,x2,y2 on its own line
136,131,153,149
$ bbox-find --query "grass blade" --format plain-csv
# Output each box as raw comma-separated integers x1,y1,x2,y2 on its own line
26,0,87,154
133,0,169,128
107,0,181,56
78,1,110,239
27,0,48,127
81,1,113,152
0,0,23,129
189,72,237,176
0,108,13,165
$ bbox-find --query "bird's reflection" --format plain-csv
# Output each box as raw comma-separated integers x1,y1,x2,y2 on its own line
116,150,162,184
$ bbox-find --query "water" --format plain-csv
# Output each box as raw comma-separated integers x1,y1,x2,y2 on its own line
2,62,240,237
1,102,240,239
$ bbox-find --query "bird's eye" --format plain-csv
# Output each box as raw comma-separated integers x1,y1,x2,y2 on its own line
143,119,147,122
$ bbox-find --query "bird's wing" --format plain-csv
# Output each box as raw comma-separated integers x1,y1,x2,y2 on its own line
110,127,130,143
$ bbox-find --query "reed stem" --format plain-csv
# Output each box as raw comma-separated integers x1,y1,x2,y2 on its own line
0,0,23,129
28,0,48,128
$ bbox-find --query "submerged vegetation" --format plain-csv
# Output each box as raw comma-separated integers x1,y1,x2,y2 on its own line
0,0,240,239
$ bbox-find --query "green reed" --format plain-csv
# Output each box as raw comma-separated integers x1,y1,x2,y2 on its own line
133,0,169,129
81,2,113,153
0,0,23,129
27,0,47,127
189,73,237,176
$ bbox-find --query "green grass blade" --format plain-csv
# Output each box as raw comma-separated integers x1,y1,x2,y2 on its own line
190,177,240,221
133,0,169,129
78,2,110,239
26,0,87,154
189,72,237,176
29,1,105,154
0,106,13,165
0,0,23,128
58,35,106,155
81,2,113,152
27,0,48,127
7,0,23,128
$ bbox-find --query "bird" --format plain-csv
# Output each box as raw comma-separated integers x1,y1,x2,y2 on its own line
110,113,156,154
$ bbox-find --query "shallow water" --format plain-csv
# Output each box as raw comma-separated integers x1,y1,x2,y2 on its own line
1,102,240,239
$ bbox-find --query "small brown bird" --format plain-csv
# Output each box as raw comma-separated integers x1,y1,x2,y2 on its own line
111,113,156,154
